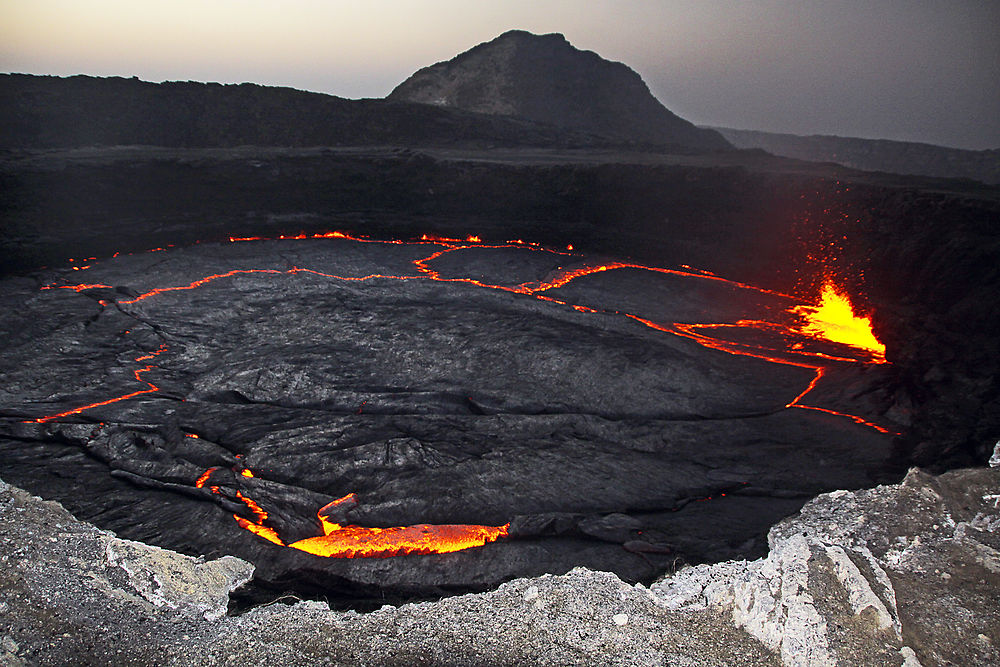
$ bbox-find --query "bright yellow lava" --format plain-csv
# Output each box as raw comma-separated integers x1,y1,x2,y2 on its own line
792,281,886,361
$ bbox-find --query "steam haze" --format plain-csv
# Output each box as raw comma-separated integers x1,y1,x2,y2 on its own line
2,0,997,149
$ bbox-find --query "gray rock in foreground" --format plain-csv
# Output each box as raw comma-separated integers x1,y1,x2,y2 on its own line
1,464,997,666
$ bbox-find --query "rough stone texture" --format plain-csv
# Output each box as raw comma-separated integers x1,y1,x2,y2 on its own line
389,30,731,151
2,463,997,665
651,467,1000,666
103,539,253,621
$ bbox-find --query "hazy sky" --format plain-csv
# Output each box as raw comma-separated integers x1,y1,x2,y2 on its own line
2,0,998,149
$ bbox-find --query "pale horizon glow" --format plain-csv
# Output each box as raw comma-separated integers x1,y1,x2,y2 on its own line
2,0,997,150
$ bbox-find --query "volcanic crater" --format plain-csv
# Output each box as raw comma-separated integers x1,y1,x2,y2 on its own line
0,231,899,608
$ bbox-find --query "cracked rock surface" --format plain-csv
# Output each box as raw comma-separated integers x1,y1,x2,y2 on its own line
1,463,997,665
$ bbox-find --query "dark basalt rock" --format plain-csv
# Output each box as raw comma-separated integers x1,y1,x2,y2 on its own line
0,73,608,151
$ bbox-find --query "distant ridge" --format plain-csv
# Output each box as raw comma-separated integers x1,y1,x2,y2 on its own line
712,126,1000,185
0,73,607,149
389,30,730,153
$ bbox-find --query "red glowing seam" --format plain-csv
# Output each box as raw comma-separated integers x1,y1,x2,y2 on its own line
230,230,479,247
195,467,217,489
782,367,893,434
35,234,890,433
410,243,578,292
198,469,285,545
517,262,794,299
230,230,396,245
117,267,446,305
29,345,168,423
233,229,580,258
675,321,878,365
788,402,894,434
117,269,284,303
629,316,894,434
235,490,267,522
41,283,114,292
233,516,285,545
52,234,576,299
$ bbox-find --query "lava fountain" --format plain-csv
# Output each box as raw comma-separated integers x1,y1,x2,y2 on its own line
791,280,886,362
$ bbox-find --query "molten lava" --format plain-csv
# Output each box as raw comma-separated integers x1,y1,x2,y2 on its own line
289,522,510,558
215,480,509,558
257,493,509,558
791,280,886,361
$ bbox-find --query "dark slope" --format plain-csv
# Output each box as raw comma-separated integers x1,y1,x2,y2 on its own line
0,73,606,149
388,30,730,152
713,126,1000,185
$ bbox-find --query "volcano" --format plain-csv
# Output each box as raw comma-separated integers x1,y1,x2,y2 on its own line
388,30,731,152
1,32,998,612
0,231,901,606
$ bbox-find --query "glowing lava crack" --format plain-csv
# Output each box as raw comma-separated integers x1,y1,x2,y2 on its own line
29,231,892,558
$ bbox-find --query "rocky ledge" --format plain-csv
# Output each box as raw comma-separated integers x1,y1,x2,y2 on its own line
1,458,998,666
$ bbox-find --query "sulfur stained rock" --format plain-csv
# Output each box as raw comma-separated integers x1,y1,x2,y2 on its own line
104,538,253,621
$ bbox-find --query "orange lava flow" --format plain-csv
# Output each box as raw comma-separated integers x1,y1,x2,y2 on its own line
240,492,509,558
233,516,285,546
198,471,509,557
288,521,510,558
194,467,217,489
196,465,287,545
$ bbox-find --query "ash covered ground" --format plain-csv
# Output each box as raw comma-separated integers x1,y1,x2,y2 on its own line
0,234,898,607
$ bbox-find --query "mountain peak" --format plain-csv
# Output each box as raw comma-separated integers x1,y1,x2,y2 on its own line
388,31,730,152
